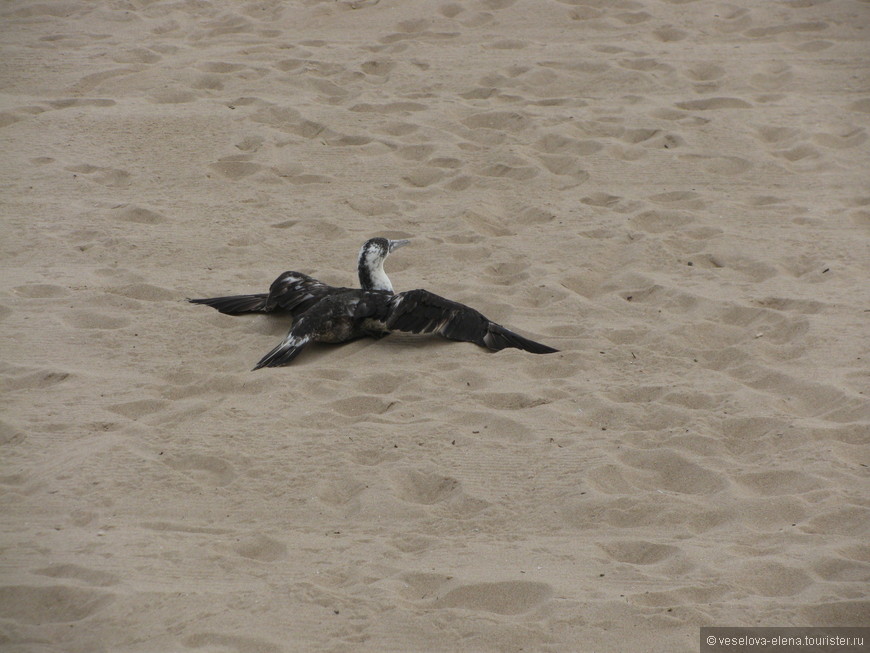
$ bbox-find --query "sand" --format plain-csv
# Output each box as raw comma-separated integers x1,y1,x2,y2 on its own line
1,0,868,651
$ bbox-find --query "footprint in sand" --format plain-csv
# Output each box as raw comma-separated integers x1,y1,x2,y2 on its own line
197,61,246,74
749,61,793,91
618,448,727,495
678,153,752,175
614,11,651,25
439,3,463,19
108,398,169,420
47,98,116,111
534,133,604,156
63,310,130,330
191,73,225,91
13,283,69,298
461,110,531,132
328,395,394,417
631,584,731,608
802,506,869,537
349,101,426,114
184,633,283,653
163,453,236,487
629,209,695,233
478,161,539,181
34,563,119,587
647,190,707,210
618,57,673,74
712,6,751,33
350,446,402,467
449,410,532,441
111,47,161,64
432,580,552,615
193,12,257,40
740,369,866,423
112,204,168,225
359,59,396,77
316,475,368,508
481,259,529,285
399,572,551,615
209,159,264,180
150,88,198,104
390,467,489,516
599,540,682,566
735,470,822,496
65,163,132,188
675,97,752,111
653,26,688,42
3,365,72,393
848,98,870,114
791,39,834,53
0,419,26,447
106,282,177,302
343,197,400,218
537,154,589,180
390,468,461,506
813,127,867,150
470,392,550,411
684,62,726,91
458,209,514,237
743,21,828,39
812,556,870,583
754,124,800,146
250,105,336,142
0,584,114,624
395,144,436,161
230,534,287,562
734,560,813,597
402,167,448,188
67,67,141,94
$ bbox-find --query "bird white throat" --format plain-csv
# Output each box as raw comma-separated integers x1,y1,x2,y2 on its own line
363,248,393,291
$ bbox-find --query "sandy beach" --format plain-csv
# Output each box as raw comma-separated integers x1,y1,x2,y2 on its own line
1,0,868,651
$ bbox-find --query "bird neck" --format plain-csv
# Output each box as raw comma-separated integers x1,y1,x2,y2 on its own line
358,257,393,292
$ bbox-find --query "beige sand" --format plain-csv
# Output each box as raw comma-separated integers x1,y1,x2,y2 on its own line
1,1,868,651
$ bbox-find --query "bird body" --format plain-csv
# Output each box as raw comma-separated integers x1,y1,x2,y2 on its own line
189,238,557,369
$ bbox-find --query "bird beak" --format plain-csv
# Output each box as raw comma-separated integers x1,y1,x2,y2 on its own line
389,239,410,252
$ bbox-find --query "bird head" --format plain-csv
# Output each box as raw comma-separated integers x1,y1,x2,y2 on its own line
357,237,410,292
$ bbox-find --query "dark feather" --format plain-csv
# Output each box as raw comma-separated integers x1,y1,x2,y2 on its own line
189,271,341,317
263,271,343,313
387,289,557,354
252,334,311,369
483,323,559,354
188,294,269,315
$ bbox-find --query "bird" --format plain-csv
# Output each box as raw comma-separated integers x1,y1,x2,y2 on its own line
189,237,558,369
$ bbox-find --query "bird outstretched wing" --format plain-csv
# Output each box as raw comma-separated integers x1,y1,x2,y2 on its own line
252,329,312,369
386,289,558,354
188,293,269,315
189,271,342,316
262,271,345,314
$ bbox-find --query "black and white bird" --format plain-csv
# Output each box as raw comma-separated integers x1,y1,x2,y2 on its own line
189,238,558,369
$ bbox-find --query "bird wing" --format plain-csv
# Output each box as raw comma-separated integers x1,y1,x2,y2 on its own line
188,293,270,315
386,289,558,354
252,328,312,369
188,271,342,316
263,271,347,314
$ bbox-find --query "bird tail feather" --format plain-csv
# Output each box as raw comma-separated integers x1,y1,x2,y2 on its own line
252,335,310,370
484,324,558,354
188,294,269,315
